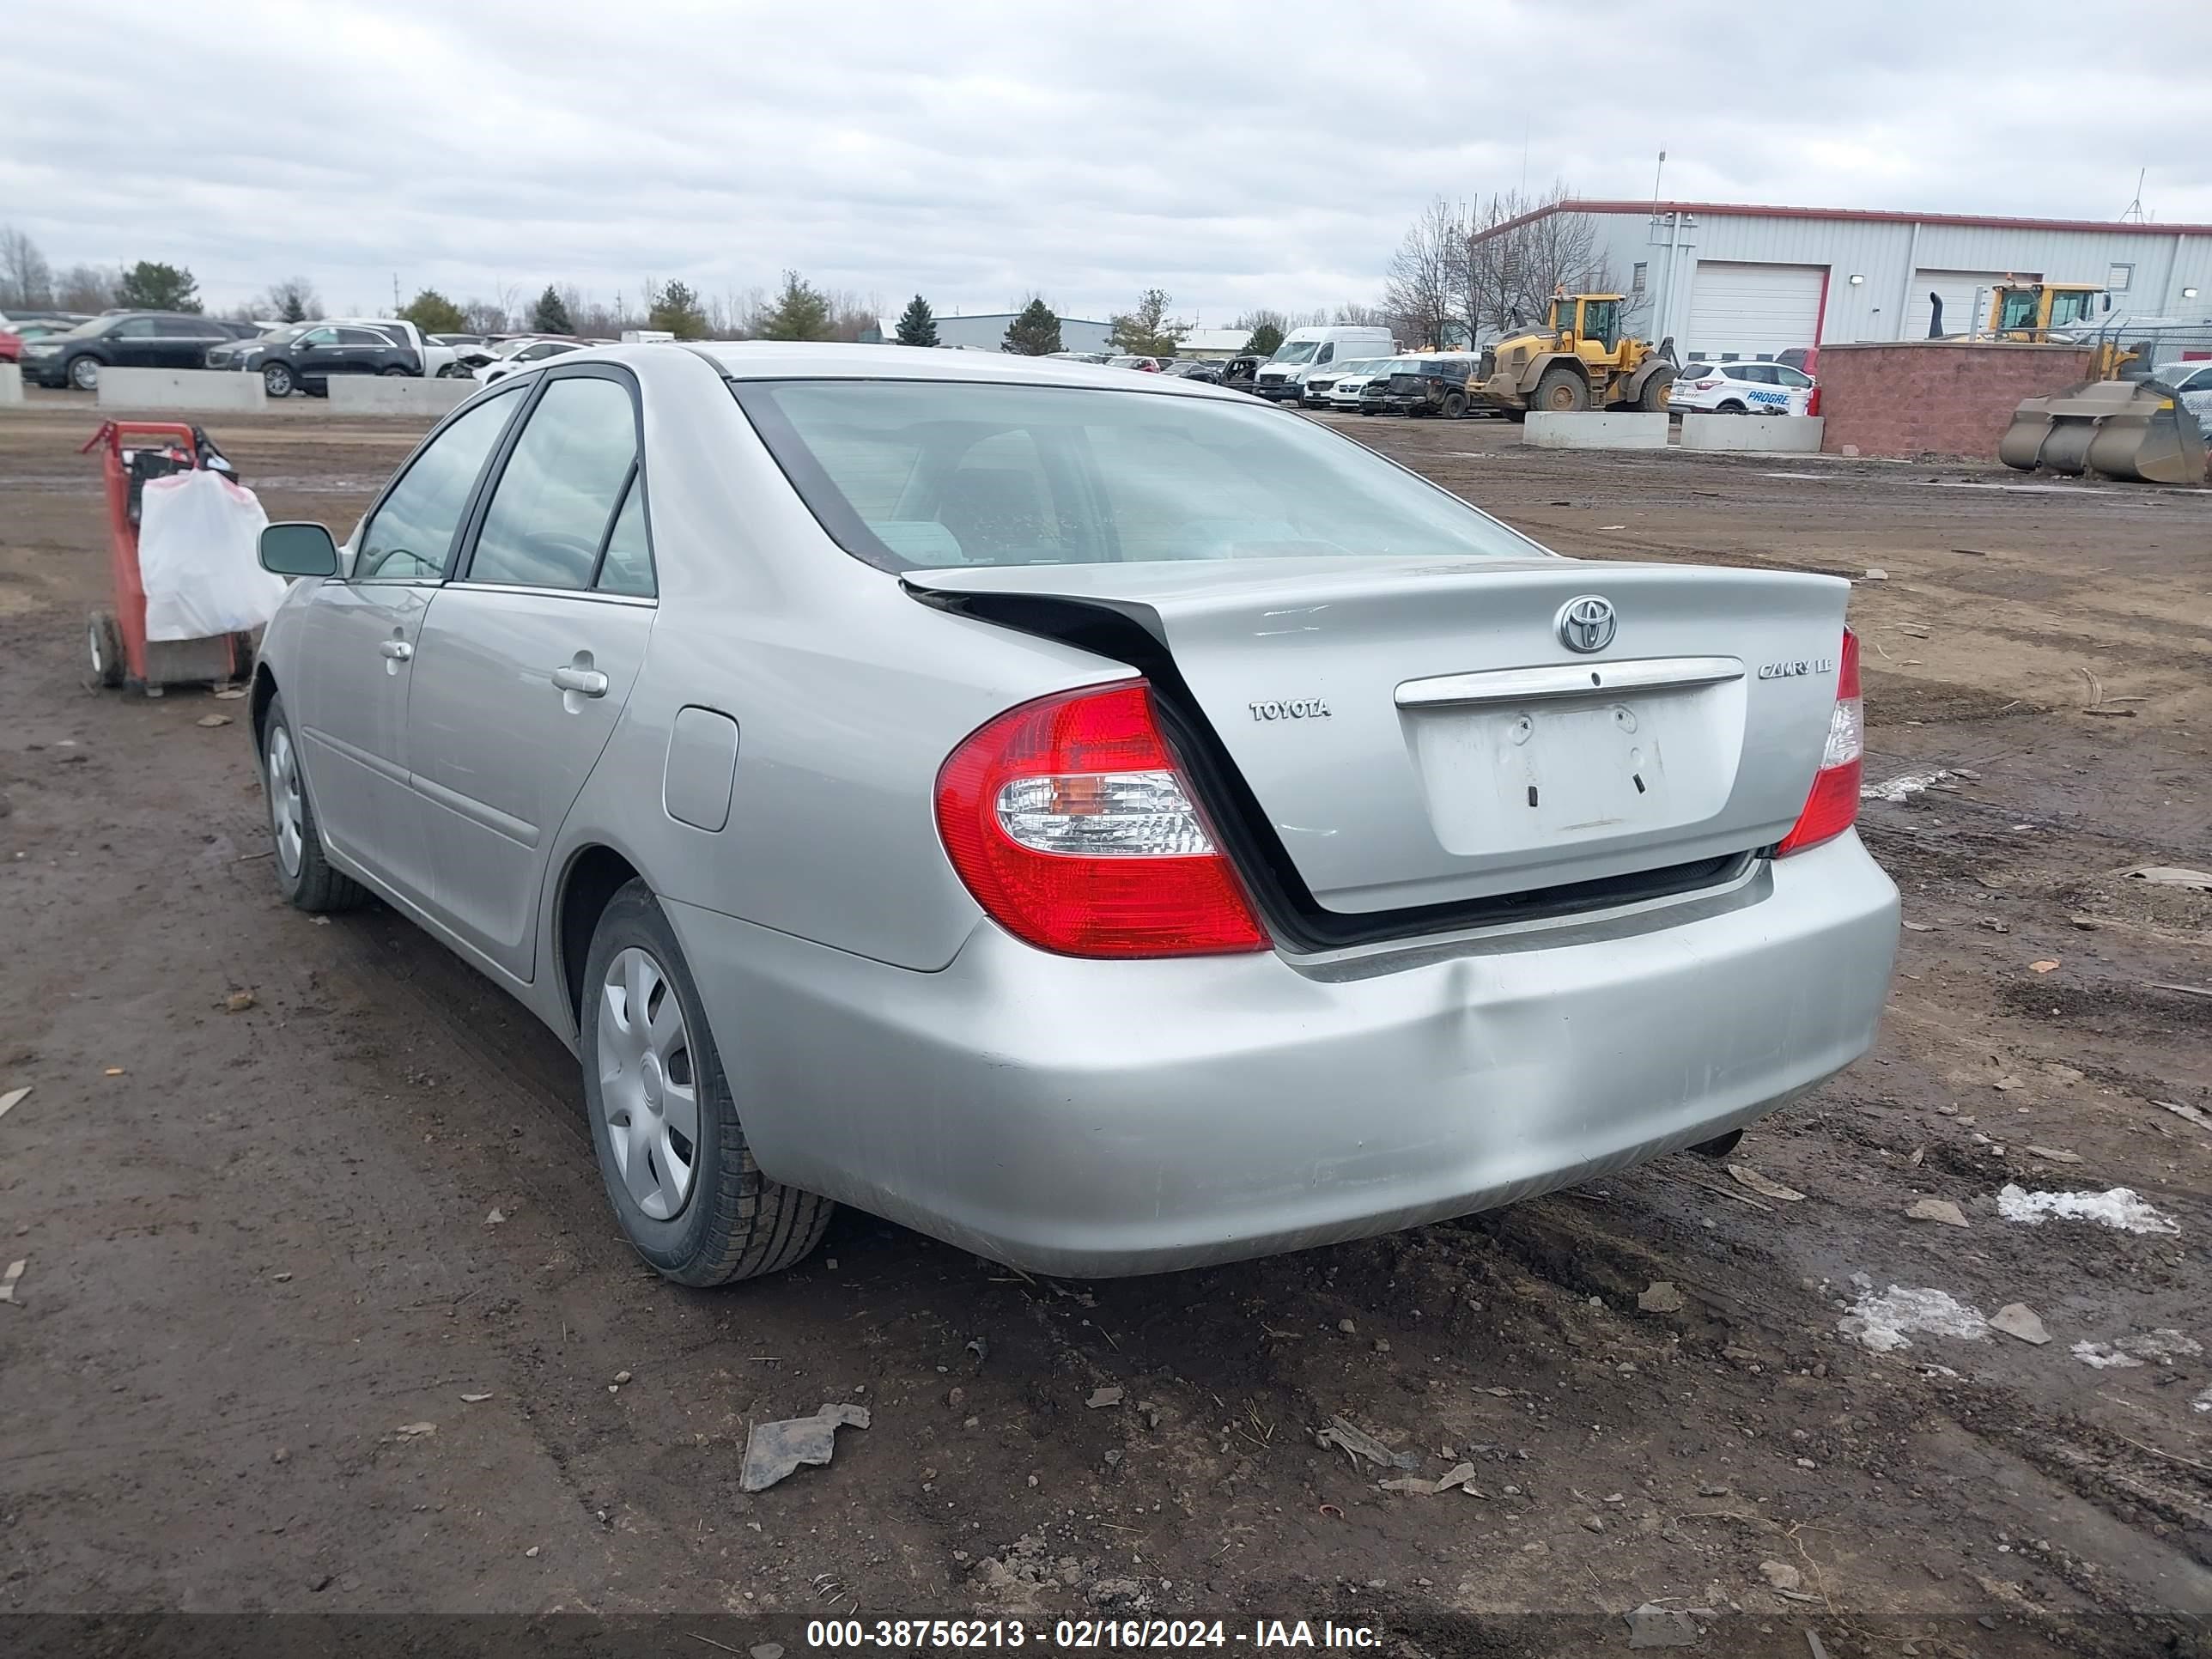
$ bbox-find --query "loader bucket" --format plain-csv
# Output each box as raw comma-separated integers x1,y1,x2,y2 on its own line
2085,394,2207,484
1998,397,2054,470
1997,379,2207,485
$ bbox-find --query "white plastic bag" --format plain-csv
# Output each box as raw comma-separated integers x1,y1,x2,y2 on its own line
137,470,287,641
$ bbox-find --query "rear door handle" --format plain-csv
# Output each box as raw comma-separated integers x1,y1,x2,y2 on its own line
379,640,413,661
551,665,608,697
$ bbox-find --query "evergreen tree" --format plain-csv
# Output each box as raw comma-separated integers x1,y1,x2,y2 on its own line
398,289,467,334
895,294,939,347
1002,297,1061,356
115,260,200,313
1244,319,1285,356
1107,289,1186,359
648,280,709,339
759,270,833,341
531,284,573,334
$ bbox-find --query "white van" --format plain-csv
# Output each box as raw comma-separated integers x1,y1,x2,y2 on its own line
1253,325,1396,401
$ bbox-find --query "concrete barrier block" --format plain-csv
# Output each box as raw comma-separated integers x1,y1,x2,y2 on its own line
1679,414,1825,453
98,368,267,412
325,375,477,416
0,364,21,406
1523,411,1670,450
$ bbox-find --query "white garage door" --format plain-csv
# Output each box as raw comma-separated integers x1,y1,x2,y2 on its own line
1908,269,2033,340
1685,261,1825,359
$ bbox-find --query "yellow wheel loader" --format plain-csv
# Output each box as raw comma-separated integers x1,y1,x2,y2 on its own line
1474,295,1676,421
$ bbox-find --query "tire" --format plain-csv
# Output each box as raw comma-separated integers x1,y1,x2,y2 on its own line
1442,390,1468,418
67,355,99,392
1717,399,1747,414
1534,365,1589,413
86,609,124,690
263,362,294,398
259,693,370,914
582,880,832,1285
380,366,409,377
1636,371,1674,413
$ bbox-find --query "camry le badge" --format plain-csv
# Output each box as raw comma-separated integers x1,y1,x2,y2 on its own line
1757,658,1837,680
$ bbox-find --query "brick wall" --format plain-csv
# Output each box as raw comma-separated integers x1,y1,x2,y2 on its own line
1817,343,2092,462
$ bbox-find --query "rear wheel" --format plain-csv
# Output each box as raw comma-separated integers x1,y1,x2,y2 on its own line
1717,399,1747,414
380,366,409,377
1442,390,1468,418
1534,366,1589,413
260,693,370,913
583,880,832,1285
67,355,99,392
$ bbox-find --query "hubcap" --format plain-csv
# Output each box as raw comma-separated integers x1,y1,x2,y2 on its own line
598,946,699,1221
71,359,97,390
266,724,305,876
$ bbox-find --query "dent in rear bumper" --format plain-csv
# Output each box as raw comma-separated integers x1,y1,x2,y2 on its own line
670,833,1899,1276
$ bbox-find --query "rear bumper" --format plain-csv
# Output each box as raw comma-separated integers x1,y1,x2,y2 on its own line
673,833,1897,1277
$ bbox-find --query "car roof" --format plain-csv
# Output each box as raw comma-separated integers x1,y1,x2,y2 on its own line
686,341,1236,401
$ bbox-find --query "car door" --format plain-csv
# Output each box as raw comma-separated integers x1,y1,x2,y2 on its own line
105,316,161,368
289,325,341,386
173,317,227,368
404,367,658,980
286,386,527,910
334,325,394,375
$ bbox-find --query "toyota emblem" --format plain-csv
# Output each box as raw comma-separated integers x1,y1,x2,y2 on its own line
1556,595,1618,653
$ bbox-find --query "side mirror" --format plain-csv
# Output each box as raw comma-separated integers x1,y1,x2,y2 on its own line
260,522,340,578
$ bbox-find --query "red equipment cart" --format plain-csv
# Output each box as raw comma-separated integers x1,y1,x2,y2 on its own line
80,420,253,695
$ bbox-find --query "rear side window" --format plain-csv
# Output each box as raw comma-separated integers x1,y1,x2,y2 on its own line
355,391,520,580
467,376,639,591
338,326,392,346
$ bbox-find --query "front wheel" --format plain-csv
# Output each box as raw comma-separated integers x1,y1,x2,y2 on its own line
263,362,294,398
260,693,370,912
582,881,832,1285
67,356,100,392
1442,390,1468,418
1636,372,1674,413
380,366,410,377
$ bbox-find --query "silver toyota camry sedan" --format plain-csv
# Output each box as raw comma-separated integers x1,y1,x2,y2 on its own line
250,343,1898,1284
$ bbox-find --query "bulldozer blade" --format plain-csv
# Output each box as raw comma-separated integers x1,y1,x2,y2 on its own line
2086,398,2208,485
1998,398,2054,471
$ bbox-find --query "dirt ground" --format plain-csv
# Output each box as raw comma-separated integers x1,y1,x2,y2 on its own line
2,388,2208,1656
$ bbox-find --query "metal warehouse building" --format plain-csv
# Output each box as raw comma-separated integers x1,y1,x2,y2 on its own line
1486,198,2212,362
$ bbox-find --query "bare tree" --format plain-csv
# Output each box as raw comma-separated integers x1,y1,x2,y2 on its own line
259,276,322,322
0,226,53,309
1453,185,1611,337
1383,197,1463,349
462,296,511,334
52,263,117,313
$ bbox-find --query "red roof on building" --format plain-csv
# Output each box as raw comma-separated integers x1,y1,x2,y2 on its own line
1472,198,2212,241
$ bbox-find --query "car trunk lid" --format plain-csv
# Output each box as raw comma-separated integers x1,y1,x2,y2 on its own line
907,556,1850,917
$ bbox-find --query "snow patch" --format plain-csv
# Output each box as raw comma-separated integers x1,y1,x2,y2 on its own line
1863,769,1950,803
1996,1184,2179,1235
1838,1285,1989,1352
2193,1387,2212,1415
2072,1329,2199,1370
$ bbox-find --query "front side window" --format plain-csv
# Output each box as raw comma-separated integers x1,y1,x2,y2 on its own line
1997,290,2039,331
467,376,639,591
354,391,520,581
298,327,338,349
734,379,1547,572
110,318,158,339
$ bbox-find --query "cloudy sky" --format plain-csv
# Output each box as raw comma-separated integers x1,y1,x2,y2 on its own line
6,0,2208,323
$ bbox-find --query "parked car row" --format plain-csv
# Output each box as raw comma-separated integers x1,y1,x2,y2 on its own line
15,311,261,391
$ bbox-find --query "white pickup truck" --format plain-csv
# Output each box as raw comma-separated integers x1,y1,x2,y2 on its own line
326,317,461,379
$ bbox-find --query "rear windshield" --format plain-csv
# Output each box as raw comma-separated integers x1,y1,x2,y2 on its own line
731,378,1544,571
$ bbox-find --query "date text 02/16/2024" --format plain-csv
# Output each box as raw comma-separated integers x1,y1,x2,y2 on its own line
802,1618,1382,1649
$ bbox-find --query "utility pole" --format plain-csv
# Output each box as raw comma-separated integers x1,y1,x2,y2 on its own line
392,272,401,313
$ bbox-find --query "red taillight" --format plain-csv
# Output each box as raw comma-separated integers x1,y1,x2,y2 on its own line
1777,628,1863,856
934,683,1270,958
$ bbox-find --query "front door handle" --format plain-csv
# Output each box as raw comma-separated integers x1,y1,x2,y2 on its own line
379,639,413,661
551,665,608,697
